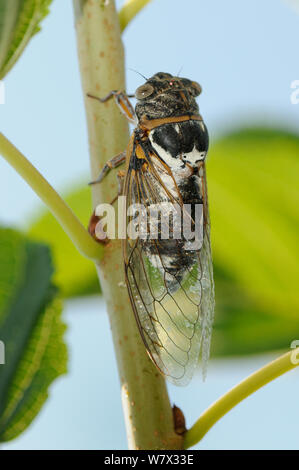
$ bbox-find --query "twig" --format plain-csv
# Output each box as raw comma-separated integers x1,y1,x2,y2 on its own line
0,132,102,261
184,348,299,448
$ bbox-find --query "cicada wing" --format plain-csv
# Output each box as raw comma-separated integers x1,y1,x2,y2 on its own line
123,153,215,386
198,224,215,379
199,165,215,379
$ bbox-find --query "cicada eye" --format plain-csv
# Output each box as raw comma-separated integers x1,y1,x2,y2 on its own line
191,81,202,96
135,84,154,100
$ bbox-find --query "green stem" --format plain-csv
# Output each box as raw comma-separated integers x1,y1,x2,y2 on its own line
184,348,299,449
119,0,153,31
73,0,182,450
0,132,102,261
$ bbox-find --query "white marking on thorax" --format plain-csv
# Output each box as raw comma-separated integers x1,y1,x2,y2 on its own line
149,132,184,170
182,147,206,166
149,130,206,170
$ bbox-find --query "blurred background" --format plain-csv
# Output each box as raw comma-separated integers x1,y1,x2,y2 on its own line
0,0,298,449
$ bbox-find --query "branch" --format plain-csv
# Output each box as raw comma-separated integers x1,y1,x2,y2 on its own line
184,348,299,449
119,0,153,31
0,132,103,262
73,0,182,450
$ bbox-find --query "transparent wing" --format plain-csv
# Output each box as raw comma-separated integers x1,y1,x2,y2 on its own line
123,152,215,386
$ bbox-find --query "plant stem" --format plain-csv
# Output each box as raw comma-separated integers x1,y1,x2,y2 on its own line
0,132,102,261
73,0,182,450
119,0,153,31
184,348,299,449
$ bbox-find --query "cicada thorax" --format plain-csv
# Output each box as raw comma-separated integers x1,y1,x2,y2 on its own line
148,118,209,221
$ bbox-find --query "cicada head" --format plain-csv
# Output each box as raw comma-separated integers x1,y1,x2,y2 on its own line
135,72,202,121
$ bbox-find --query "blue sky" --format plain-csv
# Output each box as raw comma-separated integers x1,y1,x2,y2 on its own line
1,0,299,450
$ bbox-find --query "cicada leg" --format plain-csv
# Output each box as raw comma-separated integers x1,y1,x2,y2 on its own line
89,151,126,186
87,90,134,240
109,169,126,205
87,90,137,124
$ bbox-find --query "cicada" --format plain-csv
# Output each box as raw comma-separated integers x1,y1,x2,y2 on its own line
88,72,215,386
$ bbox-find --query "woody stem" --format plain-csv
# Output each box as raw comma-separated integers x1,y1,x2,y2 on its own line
73,0,182,450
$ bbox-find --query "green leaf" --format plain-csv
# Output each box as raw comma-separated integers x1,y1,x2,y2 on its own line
209,128,299,356
29,184,99,297
211,262,299,356
119,0,154,32
0,0,52,79
0,227,67,441
0,228,26,325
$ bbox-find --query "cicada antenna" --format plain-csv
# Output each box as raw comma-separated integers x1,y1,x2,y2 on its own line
177,66,184,77
129,68,148,81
